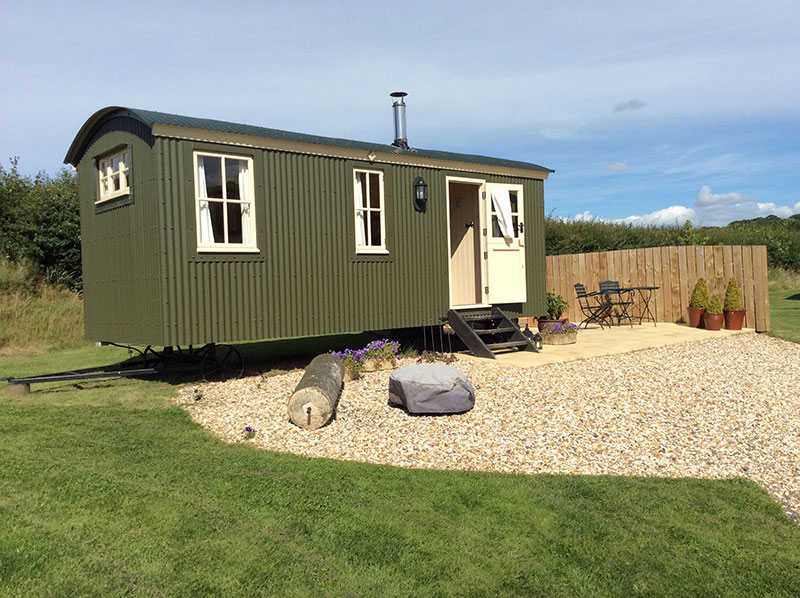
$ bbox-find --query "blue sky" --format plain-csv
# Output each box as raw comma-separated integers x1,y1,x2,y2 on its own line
2,0,798,226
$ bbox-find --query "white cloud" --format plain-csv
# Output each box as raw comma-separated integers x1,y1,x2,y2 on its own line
694,185,747,208
603,186,800,227
572,211,598,222
601,161,630,173
617,205,696,226
692,186,797,225
613,99,646,113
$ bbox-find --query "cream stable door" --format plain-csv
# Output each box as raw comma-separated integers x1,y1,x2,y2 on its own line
485,183,527,303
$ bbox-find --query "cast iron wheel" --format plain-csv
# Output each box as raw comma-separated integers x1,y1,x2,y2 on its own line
201,344,244,382
142,345,162,369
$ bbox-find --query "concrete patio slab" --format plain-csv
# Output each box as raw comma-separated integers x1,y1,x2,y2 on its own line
459,323,756,368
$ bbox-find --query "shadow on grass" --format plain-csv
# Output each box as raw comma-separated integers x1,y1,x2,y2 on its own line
4,332,390,391
785,293,800,300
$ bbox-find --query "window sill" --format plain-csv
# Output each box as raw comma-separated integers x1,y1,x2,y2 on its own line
197,246,261,253
351,252,393,263
355,248,389,255
95,192,133,213
97,188,130,203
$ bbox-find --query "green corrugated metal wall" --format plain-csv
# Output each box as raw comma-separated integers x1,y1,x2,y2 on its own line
155,138,458,346
78,117,163,344
79,116,546,346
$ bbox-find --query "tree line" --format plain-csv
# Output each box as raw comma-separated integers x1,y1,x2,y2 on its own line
0,158,81,291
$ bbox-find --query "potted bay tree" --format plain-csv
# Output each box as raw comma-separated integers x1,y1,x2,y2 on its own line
688,277,709,328
723,276,746,330
703,295,724,331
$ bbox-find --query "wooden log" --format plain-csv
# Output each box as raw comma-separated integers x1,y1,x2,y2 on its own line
287,354,344,430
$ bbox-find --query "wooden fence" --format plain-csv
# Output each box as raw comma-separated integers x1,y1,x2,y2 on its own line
545,245,770,331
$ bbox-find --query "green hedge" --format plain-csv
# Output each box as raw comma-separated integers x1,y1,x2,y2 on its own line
545,216,800,272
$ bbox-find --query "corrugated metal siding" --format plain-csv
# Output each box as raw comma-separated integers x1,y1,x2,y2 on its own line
79,117,163,344
155,138,457,346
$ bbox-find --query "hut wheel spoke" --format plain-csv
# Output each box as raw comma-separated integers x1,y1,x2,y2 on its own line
201,345,243,382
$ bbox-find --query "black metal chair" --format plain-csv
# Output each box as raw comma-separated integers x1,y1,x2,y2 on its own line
598,280,634,327
574,283,613,329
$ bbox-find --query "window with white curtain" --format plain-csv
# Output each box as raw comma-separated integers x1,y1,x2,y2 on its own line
194,151,257,252
97,147,131,202
490,188,520,239
354,168,386,252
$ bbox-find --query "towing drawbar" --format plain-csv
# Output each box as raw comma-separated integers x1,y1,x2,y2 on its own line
2,343,244,395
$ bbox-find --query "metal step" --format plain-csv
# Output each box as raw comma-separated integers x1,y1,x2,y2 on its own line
459,313,502,322
447,306,539,359
473,326,516,335
485,340,532,350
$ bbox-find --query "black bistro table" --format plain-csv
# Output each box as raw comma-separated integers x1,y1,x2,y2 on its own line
619,286,660,326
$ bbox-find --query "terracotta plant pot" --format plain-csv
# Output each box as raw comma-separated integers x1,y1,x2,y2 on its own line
687,307,705,328
537,318,567,332
703,312,724,331
724,309,746,330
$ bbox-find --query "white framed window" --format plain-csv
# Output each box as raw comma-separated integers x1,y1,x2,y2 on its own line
354,169,386,253
193,151,258,252
490,187,522,239
97,148,131,202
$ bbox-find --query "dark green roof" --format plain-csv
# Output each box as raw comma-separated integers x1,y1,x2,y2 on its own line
66,106,553,174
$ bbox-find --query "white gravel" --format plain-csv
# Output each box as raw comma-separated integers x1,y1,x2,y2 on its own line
176,333,800,522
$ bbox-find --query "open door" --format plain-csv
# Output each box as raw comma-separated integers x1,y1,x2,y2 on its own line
485,183,526,303
448,181,483,306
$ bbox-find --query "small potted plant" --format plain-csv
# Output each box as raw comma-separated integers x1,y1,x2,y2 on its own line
538,291,569,332
539,321,579,345
723,276,746,330
688,277,709,328
703,295,724,331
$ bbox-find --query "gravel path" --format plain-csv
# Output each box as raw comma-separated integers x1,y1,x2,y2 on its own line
176,333,800,522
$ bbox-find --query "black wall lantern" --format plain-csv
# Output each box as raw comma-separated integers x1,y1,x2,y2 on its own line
413,176,428,213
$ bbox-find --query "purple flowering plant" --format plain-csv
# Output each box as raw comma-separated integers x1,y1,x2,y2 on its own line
331,338,400,371
539,322,579,335
364,339,400,361
243,425,256,439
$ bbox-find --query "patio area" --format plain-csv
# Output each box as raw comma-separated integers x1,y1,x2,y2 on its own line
461,323,755,367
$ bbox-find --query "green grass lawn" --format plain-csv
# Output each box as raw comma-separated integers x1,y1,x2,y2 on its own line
769,288,800,344
2,346,800,596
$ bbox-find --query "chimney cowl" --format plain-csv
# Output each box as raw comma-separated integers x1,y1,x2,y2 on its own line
390,91,409,149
